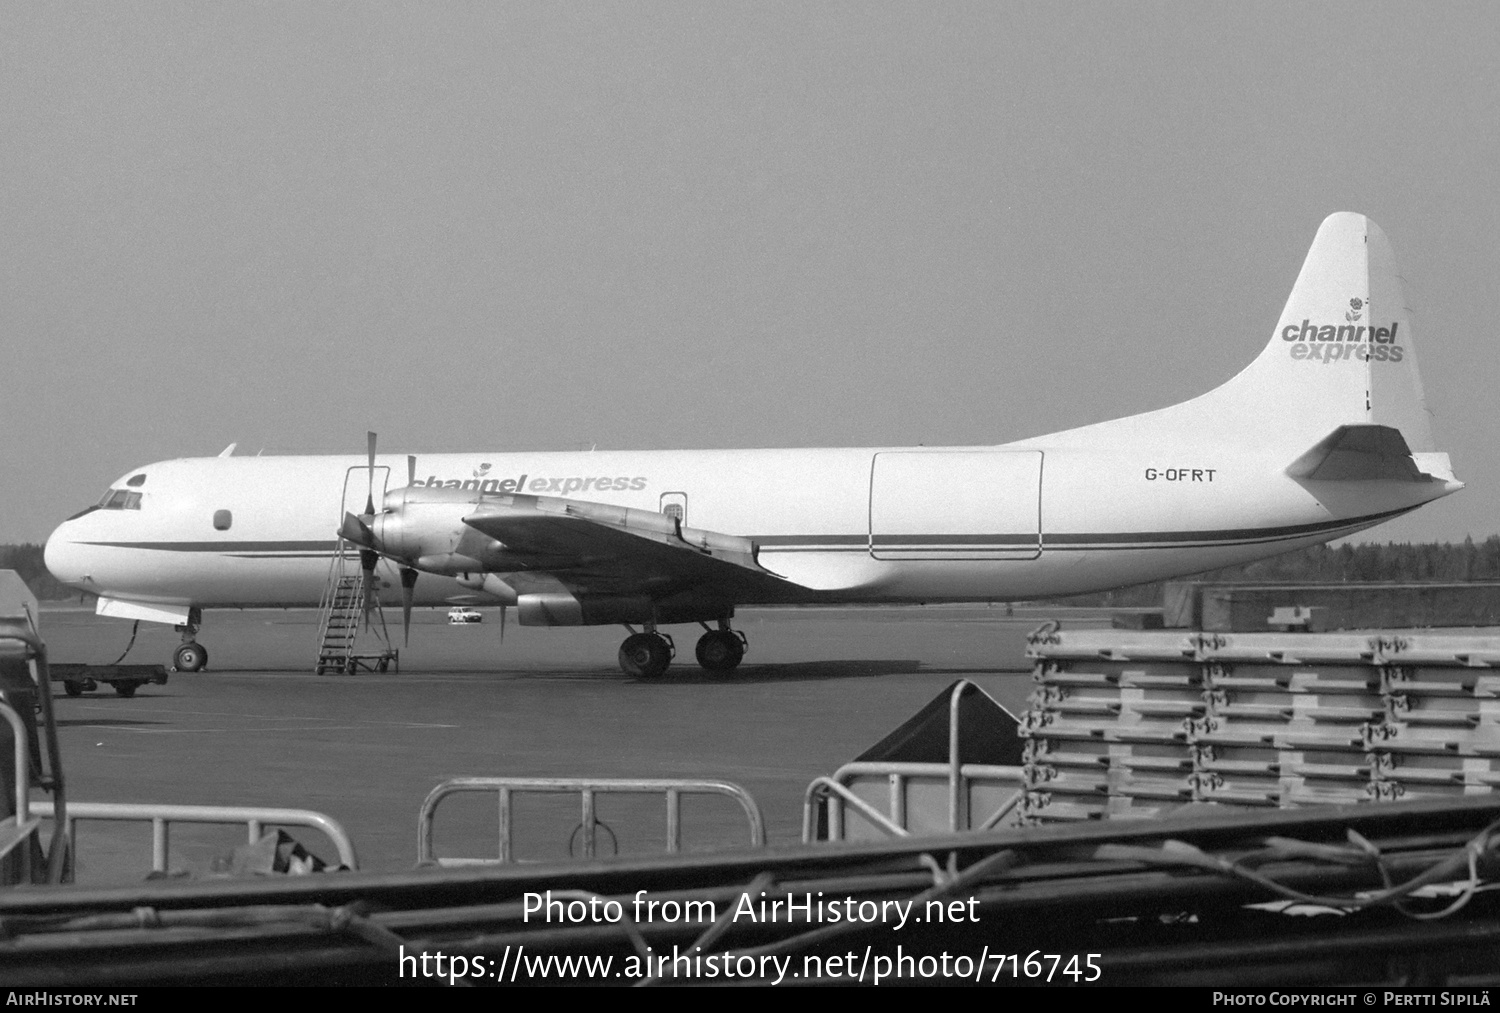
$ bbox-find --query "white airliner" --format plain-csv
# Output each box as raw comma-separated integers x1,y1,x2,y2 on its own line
44,213,1460,678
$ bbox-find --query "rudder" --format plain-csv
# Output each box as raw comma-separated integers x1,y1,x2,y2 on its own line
1204,212,1435,450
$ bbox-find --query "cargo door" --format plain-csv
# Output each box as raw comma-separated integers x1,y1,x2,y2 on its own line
869,451,1041,560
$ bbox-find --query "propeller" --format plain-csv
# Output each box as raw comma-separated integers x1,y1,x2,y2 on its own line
338,510,374,547
395,454,420,644
337,511,382,629
343,441,426,644
364,431,378,516
358,432,379,629
399,566,419,645
341,439,492,648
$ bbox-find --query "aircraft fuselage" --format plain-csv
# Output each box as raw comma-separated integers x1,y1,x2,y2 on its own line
44,441,1444,611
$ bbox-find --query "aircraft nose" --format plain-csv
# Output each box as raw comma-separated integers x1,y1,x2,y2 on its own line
43,522,89,589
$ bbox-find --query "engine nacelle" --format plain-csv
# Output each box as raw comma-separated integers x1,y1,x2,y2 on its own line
362,487,511,572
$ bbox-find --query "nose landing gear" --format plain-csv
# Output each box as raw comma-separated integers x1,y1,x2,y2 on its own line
173,609,208,672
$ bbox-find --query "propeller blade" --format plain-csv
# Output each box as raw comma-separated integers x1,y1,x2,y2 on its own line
365,431,378,516
399,566,419,646
499,604,506,644
408,455,417,488
359,548,378,630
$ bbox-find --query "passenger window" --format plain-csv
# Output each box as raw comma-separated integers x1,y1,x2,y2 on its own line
213,509,232,531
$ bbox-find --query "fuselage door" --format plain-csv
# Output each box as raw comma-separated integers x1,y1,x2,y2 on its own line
869,451,1042,560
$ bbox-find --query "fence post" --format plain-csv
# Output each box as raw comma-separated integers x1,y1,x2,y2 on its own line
151,818,167,873
666,787,681,854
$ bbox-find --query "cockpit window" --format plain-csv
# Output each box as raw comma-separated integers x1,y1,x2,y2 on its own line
126,474,147,487
96,489,143,510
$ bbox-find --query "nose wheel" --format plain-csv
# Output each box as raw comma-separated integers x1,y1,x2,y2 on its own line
173,610,207,672
618,630,673,679
173,641,208,672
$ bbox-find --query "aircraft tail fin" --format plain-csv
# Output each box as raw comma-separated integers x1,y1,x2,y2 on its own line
1201,212,1436,450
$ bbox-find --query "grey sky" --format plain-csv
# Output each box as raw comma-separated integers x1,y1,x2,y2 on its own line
2,2,1495,545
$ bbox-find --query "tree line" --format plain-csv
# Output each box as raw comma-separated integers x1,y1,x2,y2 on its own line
0,544,89,602
1054,536,1500,607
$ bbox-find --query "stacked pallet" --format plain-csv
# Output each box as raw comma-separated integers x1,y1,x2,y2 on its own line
1020,625,1500,822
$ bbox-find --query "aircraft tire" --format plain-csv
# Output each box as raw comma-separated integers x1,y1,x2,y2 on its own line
174,643,207,672
619,633,671,679
695,631,745,672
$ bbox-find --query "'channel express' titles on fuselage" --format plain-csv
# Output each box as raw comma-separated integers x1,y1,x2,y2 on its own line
411,474,649,495
1282,319,1405,362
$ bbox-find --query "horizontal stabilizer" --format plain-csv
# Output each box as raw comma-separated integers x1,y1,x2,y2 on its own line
1285,425,1430,482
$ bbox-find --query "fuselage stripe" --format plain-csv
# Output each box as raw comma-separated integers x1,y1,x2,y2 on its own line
78,505,1408,558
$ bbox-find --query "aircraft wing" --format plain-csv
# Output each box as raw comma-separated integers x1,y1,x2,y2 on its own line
460,494,807,601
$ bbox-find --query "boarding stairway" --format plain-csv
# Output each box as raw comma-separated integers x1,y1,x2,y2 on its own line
314,543,398,675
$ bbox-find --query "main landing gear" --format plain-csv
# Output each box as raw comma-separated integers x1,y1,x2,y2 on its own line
695,621,747,672
618,628,674,679
173,609,208,672
616,620,748,679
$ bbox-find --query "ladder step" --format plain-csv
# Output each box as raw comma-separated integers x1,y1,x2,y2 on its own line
316,548,392,673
